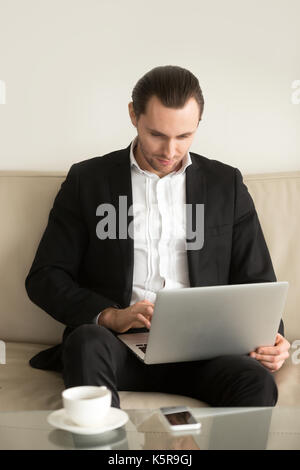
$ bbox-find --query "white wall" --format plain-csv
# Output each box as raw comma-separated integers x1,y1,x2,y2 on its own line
0,0,299,173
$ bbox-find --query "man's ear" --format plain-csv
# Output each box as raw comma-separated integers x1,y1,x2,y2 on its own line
128,102,137,127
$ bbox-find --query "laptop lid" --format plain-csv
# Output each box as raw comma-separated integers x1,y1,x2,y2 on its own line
140,281,288,364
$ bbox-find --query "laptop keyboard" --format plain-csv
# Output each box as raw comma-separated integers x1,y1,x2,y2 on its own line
136,344,147,354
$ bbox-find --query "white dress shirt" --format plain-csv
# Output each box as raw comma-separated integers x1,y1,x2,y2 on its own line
129,136,192,305
95,136,192,322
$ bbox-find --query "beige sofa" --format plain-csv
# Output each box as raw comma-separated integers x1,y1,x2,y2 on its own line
0,169,299,412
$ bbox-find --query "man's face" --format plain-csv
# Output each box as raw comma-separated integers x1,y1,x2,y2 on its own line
128,95,200,177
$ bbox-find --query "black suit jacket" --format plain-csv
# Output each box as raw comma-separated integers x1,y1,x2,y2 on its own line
25,142,284,371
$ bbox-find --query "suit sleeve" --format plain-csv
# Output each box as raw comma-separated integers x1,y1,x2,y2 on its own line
229,168,284,336
25,163,119,328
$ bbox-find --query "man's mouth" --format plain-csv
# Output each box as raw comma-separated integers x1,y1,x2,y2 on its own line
158,158,173,166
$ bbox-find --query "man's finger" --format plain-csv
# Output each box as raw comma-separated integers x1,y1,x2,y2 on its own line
137,305,154,318
256,335,290,356
260,360,284,372
256,345,284,356
132,303,154,314
136,313,151,329
253,351,289,363
137,300,154,307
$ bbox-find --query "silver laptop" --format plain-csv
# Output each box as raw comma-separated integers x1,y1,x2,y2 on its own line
117,281,289,364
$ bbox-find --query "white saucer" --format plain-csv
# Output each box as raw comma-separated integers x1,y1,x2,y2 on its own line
47,408,129,435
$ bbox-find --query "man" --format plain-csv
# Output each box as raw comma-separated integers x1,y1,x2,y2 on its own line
25,65,290,408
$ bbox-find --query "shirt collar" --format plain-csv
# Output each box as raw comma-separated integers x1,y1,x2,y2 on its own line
130,136,192,177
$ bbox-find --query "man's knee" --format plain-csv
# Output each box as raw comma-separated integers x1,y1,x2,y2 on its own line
63,324,114,358
204,354,278,406
231,355,278,406
61,324,121,398
247,358,278,404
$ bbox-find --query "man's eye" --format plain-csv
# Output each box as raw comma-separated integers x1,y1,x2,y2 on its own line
151,134,188,139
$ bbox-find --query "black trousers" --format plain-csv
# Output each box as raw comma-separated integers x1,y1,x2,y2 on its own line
62,324,278,408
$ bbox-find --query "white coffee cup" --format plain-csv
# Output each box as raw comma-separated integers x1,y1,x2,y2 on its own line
62,386,112,427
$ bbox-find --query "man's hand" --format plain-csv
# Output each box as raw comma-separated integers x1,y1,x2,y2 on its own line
249,333,290,372
98,300,154,333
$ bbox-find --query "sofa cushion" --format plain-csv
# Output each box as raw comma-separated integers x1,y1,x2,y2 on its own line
274,354,300,406
1,342,299,411
0,342,64,411
0,342,207,411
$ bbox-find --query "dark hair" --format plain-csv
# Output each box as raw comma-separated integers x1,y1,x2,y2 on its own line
131,65,204,122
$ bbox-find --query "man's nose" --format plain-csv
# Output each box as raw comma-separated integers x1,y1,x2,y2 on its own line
162,141,176,159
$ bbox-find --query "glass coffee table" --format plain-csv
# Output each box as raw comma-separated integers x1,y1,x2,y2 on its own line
0,407,299,450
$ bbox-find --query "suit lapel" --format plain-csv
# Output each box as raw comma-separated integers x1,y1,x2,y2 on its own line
185,154,207,286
